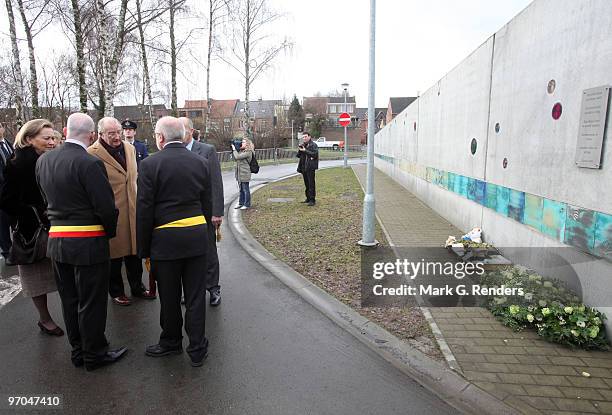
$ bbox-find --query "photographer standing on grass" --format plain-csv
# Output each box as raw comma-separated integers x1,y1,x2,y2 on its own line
233,137,254,210
297,131,319,206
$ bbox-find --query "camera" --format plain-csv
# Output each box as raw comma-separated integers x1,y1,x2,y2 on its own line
230,140,242,150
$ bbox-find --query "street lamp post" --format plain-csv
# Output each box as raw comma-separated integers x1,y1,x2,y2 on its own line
359,0,378,247
342,83,349,168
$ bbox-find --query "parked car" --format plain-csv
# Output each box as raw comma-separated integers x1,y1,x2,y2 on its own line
315,137,344,150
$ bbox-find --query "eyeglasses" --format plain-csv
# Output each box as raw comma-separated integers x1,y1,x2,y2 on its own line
103,130,123,137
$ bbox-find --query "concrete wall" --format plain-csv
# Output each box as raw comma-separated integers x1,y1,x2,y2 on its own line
374,0,612,327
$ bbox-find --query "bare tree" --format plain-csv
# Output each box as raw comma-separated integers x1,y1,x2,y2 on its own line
203,0,226,140
15,0,53,118
169,0,177,115
4,0,26,123
135,0,154,136
221,0,291,137
69,0,87,112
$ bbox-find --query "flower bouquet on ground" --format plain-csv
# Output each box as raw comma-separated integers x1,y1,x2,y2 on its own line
480,265,609,350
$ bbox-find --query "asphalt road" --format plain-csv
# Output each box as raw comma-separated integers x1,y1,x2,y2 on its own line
0,159,458,415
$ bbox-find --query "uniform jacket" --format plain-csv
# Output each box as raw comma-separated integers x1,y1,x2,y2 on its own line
136,142,212,261
36,142,118,265
0,146,48,239
232,149,252,183
132,139,148,166
88,140,138,259
296,140,319,173
190,140,224,217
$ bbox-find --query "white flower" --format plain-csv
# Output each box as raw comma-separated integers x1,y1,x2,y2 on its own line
526,314,534,323
571,329,579,336
515,265,528,274
577,321,586,328
564,306,574,314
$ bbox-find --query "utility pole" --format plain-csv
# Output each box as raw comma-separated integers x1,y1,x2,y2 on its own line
359,0,378,247
342,83,349,168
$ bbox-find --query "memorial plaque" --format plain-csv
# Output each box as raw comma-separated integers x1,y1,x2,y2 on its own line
575,85,610,169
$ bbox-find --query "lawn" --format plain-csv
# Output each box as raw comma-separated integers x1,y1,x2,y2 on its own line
242,167,442,360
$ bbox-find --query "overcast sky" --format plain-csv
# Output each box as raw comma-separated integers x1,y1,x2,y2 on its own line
1,0,534,109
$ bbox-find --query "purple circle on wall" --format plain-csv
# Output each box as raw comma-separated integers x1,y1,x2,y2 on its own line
552,102,563,120
503,158,508,169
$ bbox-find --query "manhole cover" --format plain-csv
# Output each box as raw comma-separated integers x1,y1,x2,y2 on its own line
267,198,295,203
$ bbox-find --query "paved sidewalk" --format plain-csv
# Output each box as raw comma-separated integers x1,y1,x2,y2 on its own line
353,165,612,415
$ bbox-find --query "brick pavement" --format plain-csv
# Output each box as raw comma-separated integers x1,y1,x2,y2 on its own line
352,165,612,415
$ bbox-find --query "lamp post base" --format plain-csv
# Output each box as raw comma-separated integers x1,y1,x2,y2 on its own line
357,239,379,247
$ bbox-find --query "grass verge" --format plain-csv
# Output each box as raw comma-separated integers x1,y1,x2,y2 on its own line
243,167,443,360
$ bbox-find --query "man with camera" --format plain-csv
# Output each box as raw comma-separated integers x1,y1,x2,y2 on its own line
296,131,319,206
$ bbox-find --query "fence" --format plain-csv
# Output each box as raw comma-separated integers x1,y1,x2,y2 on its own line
217,145,364,164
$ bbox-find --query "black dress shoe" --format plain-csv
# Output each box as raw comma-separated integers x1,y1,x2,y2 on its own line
190,349,209,367
85,347,128,371
307,201,316,206
209,288,221,307
145,344,183,357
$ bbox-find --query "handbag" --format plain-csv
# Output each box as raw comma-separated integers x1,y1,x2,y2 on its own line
6,205,49,266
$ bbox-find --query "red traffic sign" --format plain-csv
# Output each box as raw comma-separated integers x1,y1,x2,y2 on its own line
338,112,351,127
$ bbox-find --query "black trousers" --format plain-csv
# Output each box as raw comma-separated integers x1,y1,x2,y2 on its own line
0,209,11,257
302,170,316,202
53,260,110,364
109,255,145,298
153,254,208,361
205,222,220,292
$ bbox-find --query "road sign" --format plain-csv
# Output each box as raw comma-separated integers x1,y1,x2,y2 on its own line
338,112,351,127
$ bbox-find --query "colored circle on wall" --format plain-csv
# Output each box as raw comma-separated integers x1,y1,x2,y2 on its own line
547,79,556,94
503,158,508,169
552,102,563,120
470,138,477,155
495,123,500,133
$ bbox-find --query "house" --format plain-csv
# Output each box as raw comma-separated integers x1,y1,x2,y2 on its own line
386,97,417,124
178,99,239,135
355,107,387,144
302,96,361,145
233,99,284,133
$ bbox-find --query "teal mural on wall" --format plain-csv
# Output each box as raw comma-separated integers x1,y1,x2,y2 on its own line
594,213,612,260
374,153,611,261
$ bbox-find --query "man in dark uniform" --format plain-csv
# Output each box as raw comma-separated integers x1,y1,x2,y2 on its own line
138,116,212,367
180,117,223,306
121,120,148,166
36,113,127,371
297,131,319,206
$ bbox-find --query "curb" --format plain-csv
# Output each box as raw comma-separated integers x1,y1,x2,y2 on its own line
228,176,519,415
350,166,462,373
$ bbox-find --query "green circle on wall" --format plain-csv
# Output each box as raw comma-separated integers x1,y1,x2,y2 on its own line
470,138,477,155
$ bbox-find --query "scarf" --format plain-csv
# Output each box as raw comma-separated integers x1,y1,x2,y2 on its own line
100,139,127,171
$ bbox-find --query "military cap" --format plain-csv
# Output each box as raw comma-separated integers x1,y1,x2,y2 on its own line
121,119,138,130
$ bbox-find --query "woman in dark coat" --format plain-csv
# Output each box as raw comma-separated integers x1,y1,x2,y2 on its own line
0,119,63,336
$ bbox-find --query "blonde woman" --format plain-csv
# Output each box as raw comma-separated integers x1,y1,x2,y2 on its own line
0,119,63,336
232,137,254,210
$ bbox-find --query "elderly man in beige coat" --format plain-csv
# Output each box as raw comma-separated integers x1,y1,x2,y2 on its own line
88,117,155,306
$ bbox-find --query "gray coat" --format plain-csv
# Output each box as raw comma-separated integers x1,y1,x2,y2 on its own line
232,149,252,183
191,140,224,217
